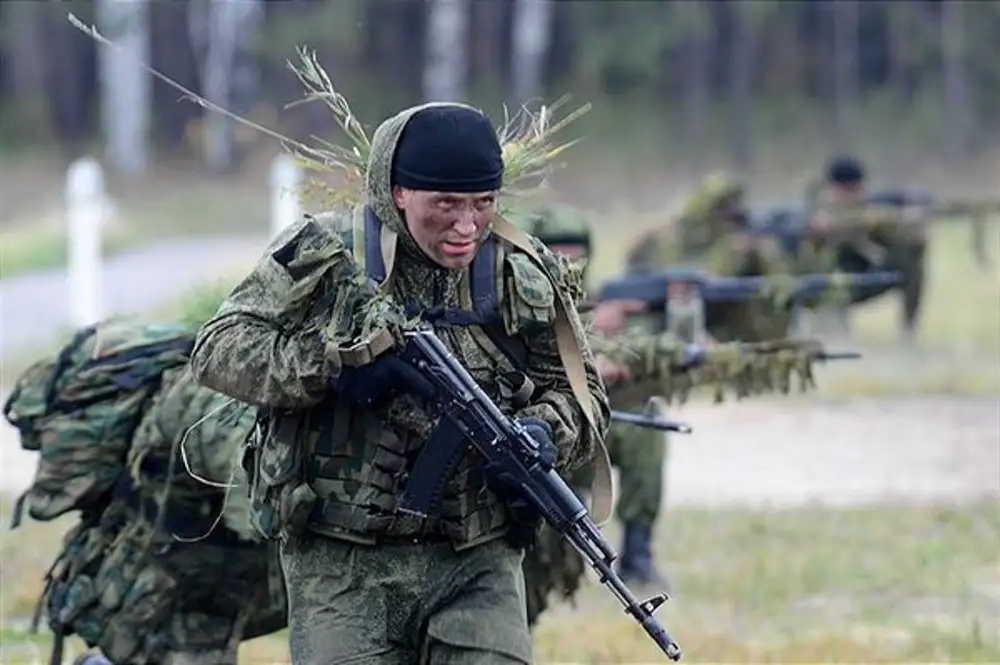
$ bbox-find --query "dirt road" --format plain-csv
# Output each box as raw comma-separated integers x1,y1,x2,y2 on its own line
0,234,266,356
3,394,997,506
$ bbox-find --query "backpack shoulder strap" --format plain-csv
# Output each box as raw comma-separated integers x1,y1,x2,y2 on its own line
469,235,530,370
363,205,388,283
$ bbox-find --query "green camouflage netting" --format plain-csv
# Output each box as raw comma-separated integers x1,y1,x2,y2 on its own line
592,332,825,405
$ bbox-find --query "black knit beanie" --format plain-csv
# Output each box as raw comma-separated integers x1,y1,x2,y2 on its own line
826,155,866,185
391,106,504,193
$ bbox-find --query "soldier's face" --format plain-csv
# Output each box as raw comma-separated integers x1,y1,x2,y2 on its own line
394,187,498,269
549,243,588,260
834,181,865,201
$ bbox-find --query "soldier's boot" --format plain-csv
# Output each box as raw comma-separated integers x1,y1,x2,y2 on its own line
617,521,670,590
73,654,113,665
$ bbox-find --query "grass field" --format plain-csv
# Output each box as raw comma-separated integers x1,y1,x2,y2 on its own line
2,499,997,663
0,174,270,279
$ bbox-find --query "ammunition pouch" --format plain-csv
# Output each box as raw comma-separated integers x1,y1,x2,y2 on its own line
243,409,316,542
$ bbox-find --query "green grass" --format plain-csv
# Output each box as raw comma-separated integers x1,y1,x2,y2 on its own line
532,500,1000,663
0,218,143,279
0,174,269,280
2,497,996,663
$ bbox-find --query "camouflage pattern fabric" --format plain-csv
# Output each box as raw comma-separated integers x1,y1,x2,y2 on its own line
592,332,823,404
628,172,745,269
31,363,286,665
282,533,531,663
190,103,609,663
2,320,193,525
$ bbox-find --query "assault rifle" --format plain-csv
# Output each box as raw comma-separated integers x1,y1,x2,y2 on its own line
399,328,683,661
612,409,692,434
868,187,998,268
597,269,903,312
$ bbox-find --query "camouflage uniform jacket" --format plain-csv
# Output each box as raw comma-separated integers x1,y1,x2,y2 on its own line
190,104,610,551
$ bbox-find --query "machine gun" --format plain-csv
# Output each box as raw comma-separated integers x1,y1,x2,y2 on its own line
868,187,998,268
398,328,683,661
597,268,903,312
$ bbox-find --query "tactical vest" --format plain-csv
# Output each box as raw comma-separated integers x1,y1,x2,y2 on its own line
281,207,539,548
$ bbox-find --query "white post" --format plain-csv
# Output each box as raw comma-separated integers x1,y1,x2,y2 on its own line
270,154,302,238
66,157,107,327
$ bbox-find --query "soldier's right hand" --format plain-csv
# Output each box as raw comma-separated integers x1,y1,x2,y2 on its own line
331,352,436,408
595,353,631,386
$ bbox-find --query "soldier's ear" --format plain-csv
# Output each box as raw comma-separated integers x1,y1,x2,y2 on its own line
393,186,410,210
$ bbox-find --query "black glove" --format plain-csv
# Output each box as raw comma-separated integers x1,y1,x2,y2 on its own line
484,417,559,549
331,351,436,408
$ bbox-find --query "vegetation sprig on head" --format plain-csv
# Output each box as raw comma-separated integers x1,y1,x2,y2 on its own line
282,47,591,211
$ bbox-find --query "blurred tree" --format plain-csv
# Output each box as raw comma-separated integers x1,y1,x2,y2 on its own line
941,0,973,161
188,0,263,173
3,2,47,118
40,1,98,151
424,0,470,101
469,0,510,94
832,0,860,151
149,1,200,148
726,0,756,174
96,0,151,179
511,0,554,109
676,0,713,175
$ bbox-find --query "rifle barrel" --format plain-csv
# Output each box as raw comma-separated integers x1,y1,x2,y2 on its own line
612,410,693,434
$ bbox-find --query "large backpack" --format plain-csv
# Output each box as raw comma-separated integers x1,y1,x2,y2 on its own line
2,319,194,528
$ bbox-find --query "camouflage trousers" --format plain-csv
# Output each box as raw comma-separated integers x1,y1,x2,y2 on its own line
280,532,532,664
606,421,669,526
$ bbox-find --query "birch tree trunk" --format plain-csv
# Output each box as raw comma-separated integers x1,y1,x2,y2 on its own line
424,0,470,102
189,0,263,173
942,0,972,161
512,0,555,108
96,0,151,179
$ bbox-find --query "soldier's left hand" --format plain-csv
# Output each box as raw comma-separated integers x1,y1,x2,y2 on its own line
592,299,646,334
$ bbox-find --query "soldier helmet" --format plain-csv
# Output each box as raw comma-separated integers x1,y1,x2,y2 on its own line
700,172,744,205
511,203,592,253
826,155,866,185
